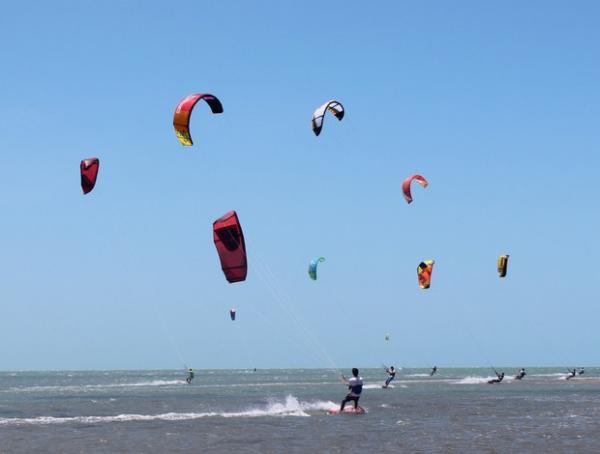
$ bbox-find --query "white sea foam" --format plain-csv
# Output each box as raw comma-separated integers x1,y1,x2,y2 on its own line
0,395,335,426
404,373,430,377
6,380,186,393
4,380,348,394
109,380,184,387
363,383,387,389
454,376,494,385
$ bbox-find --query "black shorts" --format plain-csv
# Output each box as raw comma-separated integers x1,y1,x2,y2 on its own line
343,394,360,403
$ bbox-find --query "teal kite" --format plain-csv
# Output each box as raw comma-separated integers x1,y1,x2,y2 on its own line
308,257,326,280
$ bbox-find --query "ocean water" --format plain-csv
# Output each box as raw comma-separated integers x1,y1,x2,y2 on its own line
1,367,599,453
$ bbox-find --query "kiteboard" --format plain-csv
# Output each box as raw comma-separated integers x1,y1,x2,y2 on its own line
327,406,365,415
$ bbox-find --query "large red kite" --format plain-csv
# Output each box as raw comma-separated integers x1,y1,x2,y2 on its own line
173,93,223,146
213,210,247,283
80,158,99,195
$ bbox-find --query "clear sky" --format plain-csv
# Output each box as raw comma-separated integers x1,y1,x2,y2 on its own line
0,1,599,370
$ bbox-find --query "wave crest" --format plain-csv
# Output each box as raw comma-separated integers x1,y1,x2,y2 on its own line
0,395,336,426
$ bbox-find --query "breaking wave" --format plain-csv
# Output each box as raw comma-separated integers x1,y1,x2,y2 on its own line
454,376,494,385
363,383,387,389
0,395,335,426
5,380,185,393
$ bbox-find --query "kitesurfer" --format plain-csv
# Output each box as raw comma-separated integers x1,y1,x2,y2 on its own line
383,366,396,388
566,368,577,380
515,368,526,380
186,368,195,384
430,366,438,377
340,368,363,411
488,371,504,384
578,367,585,375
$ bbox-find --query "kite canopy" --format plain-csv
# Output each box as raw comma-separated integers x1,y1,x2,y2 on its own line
80,157,99,194
385,333,390,341
497,255,509,278
213,210,247,283
308,257,326,280
230,308,236,321
173,93,223,146
417,260,435,289
402,174,428,204
311,100,344,136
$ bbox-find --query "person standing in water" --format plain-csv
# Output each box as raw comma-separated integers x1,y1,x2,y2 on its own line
430,366,438,377
186,368,195,384
515,368,526,380
340,368,363,411
383,366,396,388
488,371,504,384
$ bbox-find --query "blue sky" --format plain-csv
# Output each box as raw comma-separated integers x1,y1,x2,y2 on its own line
0,1,599,370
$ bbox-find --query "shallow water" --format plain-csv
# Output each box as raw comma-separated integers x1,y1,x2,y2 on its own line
1,367,599,453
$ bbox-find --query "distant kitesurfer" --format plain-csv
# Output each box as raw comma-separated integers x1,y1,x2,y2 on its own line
515,368,526,380
186,368,195,384
430,366,438,377
488,371,504,384
383,366,396,388
566,368,577,380
340,368,363,411
578,367,585,376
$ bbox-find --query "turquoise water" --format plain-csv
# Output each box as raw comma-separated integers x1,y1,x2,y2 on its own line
1,367,599,452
